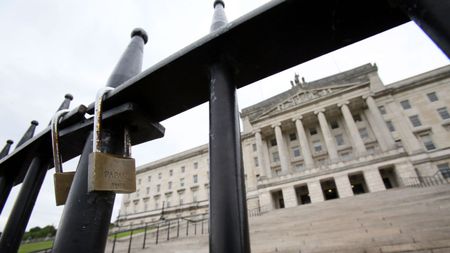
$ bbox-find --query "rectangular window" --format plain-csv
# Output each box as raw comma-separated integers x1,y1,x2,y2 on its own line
192,191,198,202
330,121,339,129
253,157,259,167
378,105,387,115
156,184,160,192
353,114,362,122
158,173,162,179
437,163,450,179
335,134,344,146
252,143,257,152
270,138,277,146
167,201,171,208
359,128,369,140
437,107,450,120
289,133,297,141
168,181,172,190
309,128,317,135
400,100,411,110
146,187,150,194
148,176,151,182
181,166,185,173
409,115,422,127
313,140,322,152
427,92,438,102
179,198,184,205
169,169,173,176
272,151,280,162
292,146,301,157
193,175,198,184
138,178,141,185
194,162,198,169
155,202,159,209
386,120,395,132
180,178,185,187
420,134,436,150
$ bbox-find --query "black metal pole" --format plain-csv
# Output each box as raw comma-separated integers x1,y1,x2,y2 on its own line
0,121,38,215
194,221,197,235
396,0,450,58
155,224,160,244
208,61,251,253
208,2,251,252
52,28,148,253
167,220,171,241
177,219,180,238
0,140,13,159
142,223,148,249
112,233,117,253
0,157,45,252
128,230,134,253
0,93,74,252
186,220,189,236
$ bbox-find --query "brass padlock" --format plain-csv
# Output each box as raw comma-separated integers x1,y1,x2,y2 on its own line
51,109,76,206
87,87,136,193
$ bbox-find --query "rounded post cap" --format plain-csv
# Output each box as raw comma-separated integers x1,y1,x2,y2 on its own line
214,0,225,8
64,94,73,100
131,28,148,44
6,140,13,144
31,120,39,126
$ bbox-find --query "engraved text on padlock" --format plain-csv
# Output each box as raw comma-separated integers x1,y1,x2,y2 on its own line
88,152,136,193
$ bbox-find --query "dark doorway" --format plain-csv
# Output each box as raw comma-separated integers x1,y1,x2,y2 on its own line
320,179,339,200
349,173,368,195
295,185,311,205
271,190,285,209
379,167,398,189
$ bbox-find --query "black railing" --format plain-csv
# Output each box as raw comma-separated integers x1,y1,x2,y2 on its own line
0,1,448,253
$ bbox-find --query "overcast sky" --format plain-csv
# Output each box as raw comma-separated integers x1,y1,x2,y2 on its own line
0,0,448,231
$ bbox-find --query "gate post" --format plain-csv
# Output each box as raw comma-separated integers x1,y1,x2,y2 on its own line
52,29,148,253
208,2,251,253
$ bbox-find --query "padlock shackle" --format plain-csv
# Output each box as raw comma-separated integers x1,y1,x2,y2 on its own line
93,87,115,153
51,109,70,173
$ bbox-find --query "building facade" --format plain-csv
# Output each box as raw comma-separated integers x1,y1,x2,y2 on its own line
117,63,450,226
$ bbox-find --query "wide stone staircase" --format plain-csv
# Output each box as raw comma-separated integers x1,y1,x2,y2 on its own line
105,185,450,253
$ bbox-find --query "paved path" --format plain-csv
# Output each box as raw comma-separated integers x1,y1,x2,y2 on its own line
106,185,450,253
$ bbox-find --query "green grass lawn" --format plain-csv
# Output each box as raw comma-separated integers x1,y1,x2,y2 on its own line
110,227,146,239
19,240,53,253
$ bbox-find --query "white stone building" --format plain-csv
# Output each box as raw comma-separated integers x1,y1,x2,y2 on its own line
117,63,450,226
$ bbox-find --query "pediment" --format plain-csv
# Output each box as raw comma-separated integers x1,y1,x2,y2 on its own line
255,83,359,120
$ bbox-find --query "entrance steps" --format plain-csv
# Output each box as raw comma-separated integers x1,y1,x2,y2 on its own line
106,185,450,252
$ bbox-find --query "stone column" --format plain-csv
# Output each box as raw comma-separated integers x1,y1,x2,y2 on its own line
273,123,290,174
364,95,396,151
293,117,315,168
282,186,297,208
307,181,324,203
339,101,367,156
315,109,339,162
254,129,271,178
334,175,354,198
385,100,423,154
258,192,273,212
363,168,386,192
